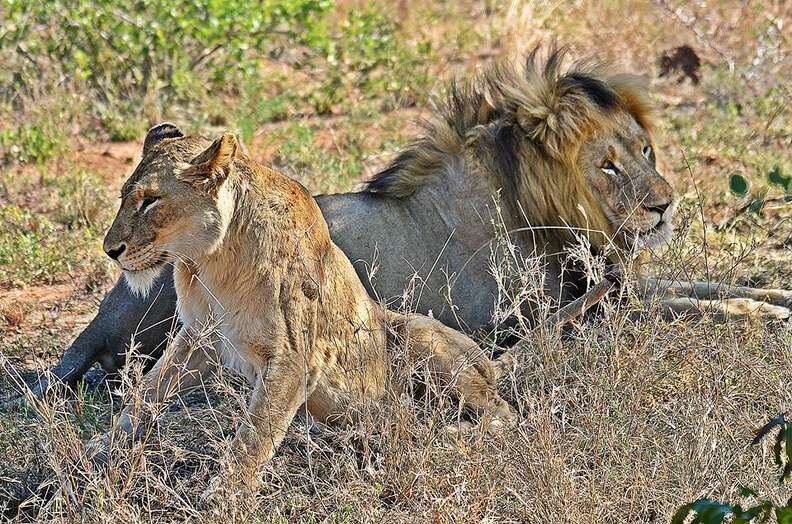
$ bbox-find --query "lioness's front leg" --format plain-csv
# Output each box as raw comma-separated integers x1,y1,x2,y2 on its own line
205,292,321,501
199,354,314,506
231,357,312,481
87,324,218,462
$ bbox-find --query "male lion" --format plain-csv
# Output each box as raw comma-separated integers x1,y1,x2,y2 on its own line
90,124,514,495
40,47,792,395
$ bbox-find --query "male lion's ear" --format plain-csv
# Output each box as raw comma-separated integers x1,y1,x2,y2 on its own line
176,133,239,194
515,104,573,161
143,122,184,154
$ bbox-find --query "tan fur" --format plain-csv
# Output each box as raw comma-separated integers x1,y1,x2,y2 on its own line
366,46,674,255
96,127,514,497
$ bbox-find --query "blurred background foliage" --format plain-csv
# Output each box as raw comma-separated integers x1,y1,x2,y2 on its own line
0,0,433,147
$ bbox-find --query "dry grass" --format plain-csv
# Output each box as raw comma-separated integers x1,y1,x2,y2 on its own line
1,0,792,522
1,287,790,522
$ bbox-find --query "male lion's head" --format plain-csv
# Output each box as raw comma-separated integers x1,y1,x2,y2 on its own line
576,111,675,252
103,124,240,296
366,46,677,256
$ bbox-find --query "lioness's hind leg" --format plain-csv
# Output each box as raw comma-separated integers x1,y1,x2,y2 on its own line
398,315,516,430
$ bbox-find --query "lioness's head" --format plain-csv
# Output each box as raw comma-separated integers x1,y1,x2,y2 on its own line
103,123,240,296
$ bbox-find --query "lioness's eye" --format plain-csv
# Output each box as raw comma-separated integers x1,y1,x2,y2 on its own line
139,195,159,213
601,161,619,177
643,145,653,159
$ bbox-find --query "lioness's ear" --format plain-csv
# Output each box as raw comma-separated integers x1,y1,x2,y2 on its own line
177,133,239,194
143,122,184,154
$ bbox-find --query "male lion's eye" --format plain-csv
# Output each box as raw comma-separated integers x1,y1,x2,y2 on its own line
643,145,653,159
139,196,159,213
601,161,619,177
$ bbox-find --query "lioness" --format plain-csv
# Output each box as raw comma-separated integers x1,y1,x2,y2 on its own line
43,47,792,395
92,124,514,494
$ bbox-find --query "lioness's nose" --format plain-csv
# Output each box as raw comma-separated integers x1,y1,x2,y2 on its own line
645,202,670,216
105,243,127,261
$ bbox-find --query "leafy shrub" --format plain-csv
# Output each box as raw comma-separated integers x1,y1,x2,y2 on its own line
273,123,362,193
729,165,792,216
96,101,149,142
1,0,431,138
313,8,433,111
0,120,66,164
0,0,332,108
673,490,792,524
0,205,70,283
236,83,300,142
42,169,110,229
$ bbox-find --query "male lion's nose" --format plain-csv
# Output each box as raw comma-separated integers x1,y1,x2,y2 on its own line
645,202,670,216
105,243,127,261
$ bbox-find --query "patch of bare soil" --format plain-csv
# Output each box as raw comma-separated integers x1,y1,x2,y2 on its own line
0,279,108,369
72,139,140,193
1,282,89,329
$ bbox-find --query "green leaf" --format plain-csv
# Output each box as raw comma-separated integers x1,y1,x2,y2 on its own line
777,504,792,524
672,503,693,524
690,499,733,524
747,198,766,214
732,502,772,524
774,425,785,466
730,174,750,195
768,165,791,191
777,422,792,483
737,485,759,498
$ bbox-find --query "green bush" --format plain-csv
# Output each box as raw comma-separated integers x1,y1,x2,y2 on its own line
313,8,432,111
0,205,69,283
274,122,362,193
0,120,66,164
0,0,332,107
42,169,110,229
1,0,432,137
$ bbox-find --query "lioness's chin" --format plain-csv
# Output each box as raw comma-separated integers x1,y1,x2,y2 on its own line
123,265,165,298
